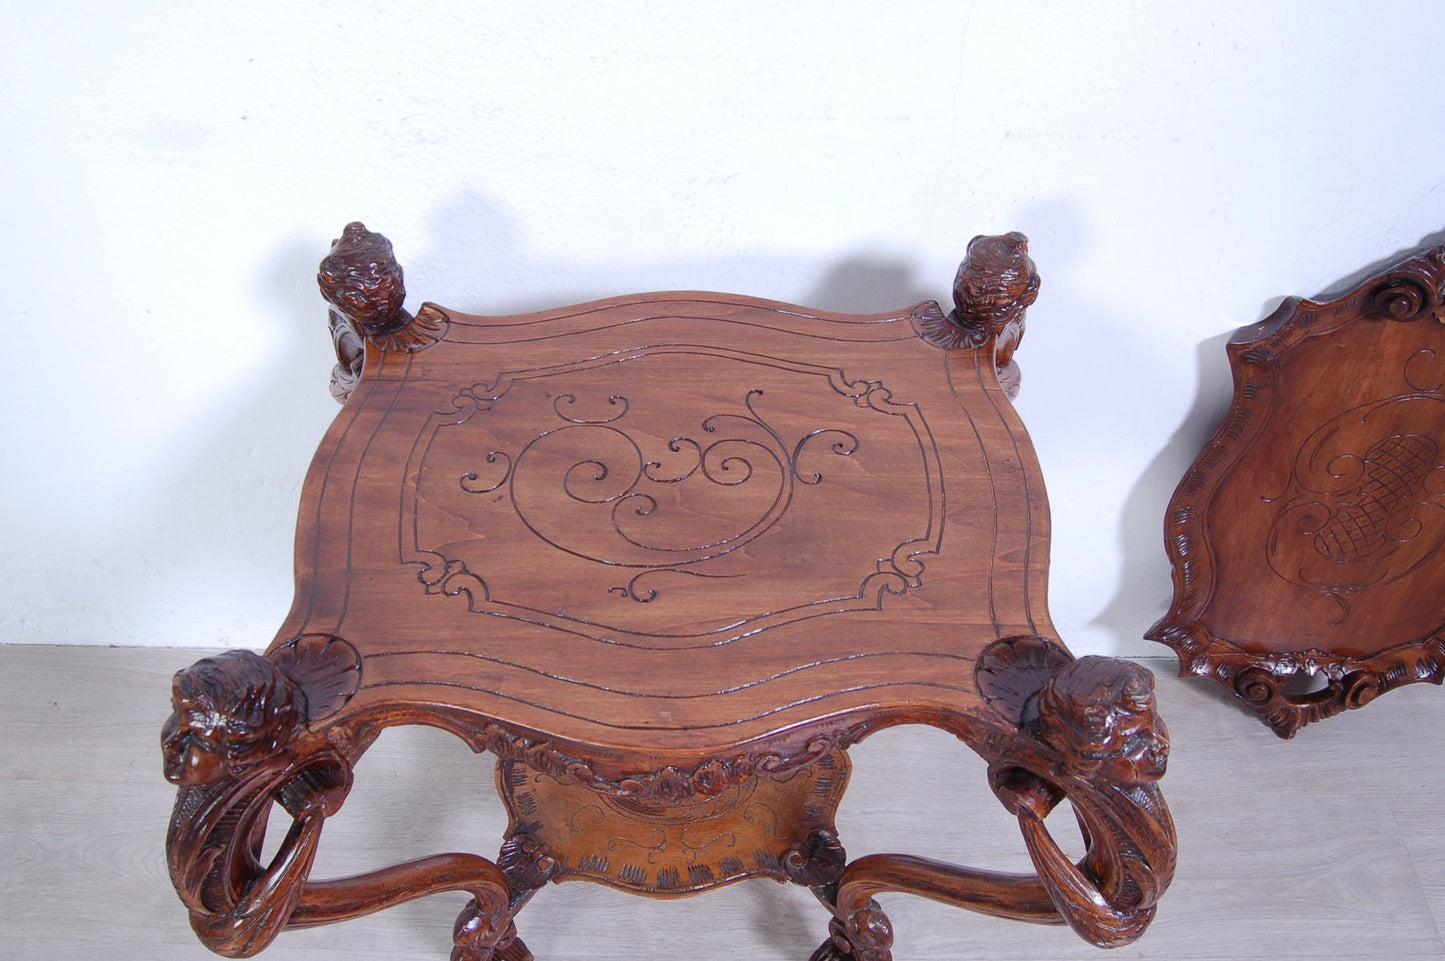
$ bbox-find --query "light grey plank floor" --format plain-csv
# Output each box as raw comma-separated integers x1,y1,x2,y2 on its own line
3,644,1443,960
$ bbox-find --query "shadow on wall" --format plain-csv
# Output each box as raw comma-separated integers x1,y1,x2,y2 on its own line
805,256,937,316
406,189,948,316
1091,328,1237,653
125,234,338,646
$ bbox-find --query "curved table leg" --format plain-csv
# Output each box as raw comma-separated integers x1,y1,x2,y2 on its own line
818,644,1177,960
162,650,354,956
162,648,530,960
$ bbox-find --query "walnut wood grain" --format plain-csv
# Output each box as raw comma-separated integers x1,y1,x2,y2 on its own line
163,224,1176,960
1149,245,1445,736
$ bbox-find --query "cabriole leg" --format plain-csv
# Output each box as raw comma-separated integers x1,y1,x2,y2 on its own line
162,644,528,959
816,640,1177,957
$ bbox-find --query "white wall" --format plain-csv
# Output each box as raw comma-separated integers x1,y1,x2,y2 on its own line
4,2,1442,656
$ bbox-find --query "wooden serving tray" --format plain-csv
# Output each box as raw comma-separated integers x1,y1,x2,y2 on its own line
1150,245,1445,736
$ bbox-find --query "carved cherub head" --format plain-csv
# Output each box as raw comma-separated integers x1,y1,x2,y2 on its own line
161,650,304,786
953,232,1040,328
1036,656,1168,785
951,232,1040,385
317,222,407,335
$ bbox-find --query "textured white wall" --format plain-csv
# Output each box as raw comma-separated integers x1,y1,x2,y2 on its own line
3,2,1443,655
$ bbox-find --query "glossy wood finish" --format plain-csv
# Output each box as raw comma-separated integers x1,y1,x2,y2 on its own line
1149,246,1445,737
162,225,1176,959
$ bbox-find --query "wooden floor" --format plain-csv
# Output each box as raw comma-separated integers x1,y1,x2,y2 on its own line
4,644,1443,960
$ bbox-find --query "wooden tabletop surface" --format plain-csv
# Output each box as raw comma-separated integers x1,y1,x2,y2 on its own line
272,292,1054,754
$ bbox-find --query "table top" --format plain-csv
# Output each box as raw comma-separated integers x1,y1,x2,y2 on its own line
271,291,1055,756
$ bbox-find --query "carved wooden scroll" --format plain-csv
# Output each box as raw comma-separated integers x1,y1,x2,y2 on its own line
819,639,1175,961
1149,245,1445,736
163,224,1174,959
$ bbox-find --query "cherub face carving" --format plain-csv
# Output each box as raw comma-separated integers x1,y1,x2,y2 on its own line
317,221,406,332
1037,656,1168,786
954,233,1039,316
161,651,303,786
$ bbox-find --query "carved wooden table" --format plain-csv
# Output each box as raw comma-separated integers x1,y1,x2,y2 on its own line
1149,245,1445,736
162,224,1176,960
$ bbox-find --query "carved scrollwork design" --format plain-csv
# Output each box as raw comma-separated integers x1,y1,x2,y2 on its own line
783,828,848,890
498,833,559,901
405,351,944,637
464,718,877,806
1234,665,1281,711
511,388,858,571
1367,248,1445,323
1341,669,1387,709
1230,663,1394,738
1371,276,1432,320
553,391,630,424
446,385,868,607
460,451,514,494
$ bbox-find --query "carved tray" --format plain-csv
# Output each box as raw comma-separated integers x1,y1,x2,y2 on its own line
1149,245,1445,736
